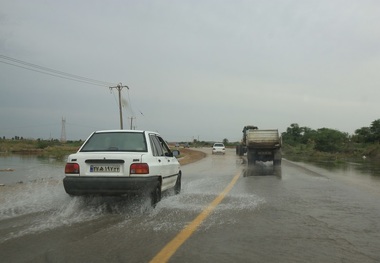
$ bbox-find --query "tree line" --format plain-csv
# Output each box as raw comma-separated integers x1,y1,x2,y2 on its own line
282,119,380,153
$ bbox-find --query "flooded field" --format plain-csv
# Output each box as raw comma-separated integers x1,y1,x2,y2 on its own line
0,154,64,185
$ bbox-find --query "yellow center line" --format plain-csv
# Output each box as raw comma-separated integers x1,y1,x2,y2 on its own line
149,171,241,263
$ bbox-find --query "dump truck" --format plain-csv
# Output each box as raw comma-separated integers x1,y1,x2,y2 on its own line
236,125,282,166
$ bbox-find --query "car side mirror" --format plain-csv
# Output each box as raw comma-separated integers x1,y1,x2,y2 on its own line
172,150,180,157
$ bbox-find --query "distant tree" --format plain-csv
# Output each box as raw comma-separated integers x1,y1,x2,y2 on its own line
289,123,302,139
282,123,303,145
314,128,348,152
353,119,380,143
370,119,380,142
300,127,317,144
223,138,229,145
282,123,317,145
354,127,371,143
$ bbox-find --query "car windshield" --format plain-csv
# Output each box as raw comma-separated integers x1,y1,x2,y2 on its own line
80,132,147,152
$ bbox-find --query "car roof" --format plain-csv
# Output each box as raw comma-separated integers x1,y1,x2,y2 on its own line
93,130,158,134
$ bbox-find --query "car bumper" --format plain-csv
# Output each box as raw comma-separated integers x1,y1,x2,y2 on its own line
63,176,160,196
212,150,225,154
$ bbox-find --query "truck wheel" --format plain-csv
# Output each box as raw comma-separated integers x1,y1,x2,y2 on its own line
151,182,162,207
273,149,282,166
247,152,256,166
238,145,244,156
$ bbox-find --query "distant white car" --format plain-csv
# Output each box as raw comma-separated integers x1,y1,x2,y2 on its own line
63,130,181,205
212,143,225,154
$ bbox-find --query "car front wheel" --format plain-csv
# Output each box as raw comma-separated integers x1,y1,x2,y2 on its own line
174,173,181,195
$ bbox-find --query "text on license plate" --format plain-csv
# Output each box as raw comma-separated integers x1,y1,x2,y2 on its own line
90,165,120,173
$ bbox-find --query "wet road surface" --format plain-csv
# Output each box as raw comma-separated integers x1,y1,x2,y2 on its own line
1,148,380,262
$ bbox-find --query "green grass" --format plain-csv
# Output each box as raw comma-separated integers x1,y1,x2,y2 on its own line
0,139,81,159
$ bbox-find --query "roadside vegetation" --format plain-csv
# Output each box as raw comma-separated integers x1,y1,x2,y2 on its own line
0,138,82,160
281,119,380,162
1,119,379,163
0,138,206,164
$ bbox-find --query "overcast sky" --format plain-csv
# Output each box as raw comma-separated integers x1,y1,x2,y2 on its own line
1,0,379,142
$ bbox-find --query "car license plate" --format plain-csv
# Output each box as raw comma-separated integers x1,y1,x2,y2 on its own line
90,165,120,173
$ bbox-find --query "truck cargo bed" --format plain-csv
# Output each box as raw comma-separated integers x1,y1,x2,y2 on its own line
246,129,281,149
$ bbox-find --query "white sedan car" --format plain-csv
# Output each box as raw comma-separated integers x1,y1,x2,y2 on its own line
212,143,226,154
63,130,181,205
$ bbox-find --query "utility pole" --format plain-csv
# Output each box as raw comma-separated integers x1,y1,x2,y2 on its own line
109,83,129,129
60,117,67,142
129,117,136,130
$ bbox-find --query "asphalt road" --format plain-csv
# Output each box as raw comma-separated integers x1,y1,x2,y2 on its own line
1,148,380,262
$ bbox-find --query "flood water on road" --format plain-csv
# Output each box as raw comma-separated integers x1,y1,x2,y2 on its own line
286,155,380,178
1,153,379,186
0,154,98,243
284,157,380,194
1,152,380,262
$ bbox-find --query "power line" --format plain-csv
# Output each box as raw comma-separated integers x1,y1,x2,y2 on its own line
0,54,116,87
0,54,138,130
0,60,111,87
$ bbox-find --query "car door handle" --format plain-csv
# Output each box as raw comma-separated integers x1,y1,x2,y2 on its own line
158,159,161,163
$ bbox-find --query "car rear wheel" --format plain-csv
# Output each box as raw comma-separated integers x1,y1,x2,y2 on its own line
151,181,161,207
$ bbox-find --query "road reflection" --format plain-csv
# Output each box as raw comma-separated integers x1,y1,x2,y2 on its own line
243,162,282,177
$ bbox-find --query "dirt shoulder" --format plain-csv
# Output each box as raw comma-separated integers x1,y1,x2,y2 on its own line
177,148,207,166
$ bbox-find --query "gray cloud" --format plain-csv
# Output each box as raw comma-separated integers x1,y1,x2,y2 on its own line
1,0,379,141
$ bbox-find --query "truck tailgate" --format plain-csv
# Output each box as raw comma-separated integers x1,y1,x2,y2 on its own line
247,129,281,148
